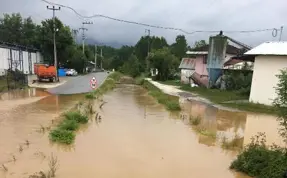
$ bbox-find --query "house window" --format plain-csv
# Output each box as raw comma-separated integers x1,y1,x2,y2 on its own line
203,55,207,64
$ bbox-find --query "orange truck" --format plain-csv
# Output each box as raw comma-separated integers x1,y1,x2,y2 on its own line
34,64,56,82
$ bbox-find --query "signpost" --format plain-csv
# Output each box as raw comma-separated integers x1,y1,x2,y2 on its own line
90,77,97,89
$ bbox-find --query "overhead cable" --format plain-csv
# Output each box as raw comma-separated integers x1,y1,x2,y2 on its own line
40,0,277,35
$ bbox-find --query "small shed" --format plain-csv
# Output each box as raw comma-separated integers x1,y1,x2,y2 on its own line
244,41,287,105
178,58,196,84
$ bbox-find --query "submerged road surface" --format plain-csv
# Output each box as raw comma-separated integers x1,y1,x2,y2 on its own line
48,72,108,95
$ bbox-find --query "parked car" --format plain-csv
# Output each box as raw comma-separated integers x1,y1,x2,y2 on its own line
66,69,78,76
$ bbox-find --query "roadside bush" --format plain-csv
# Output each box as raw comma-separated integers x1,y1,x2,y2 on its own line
59,120,79,131
64,111,88,124
49,129,75,144
230,133,287,178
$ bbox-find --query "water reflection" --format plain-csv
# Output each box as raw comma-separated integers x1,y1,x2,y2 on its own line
0,88,50,100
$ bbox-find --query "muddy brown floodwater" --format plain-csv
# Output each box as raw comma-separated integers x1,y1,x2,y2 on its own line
0,85,283,178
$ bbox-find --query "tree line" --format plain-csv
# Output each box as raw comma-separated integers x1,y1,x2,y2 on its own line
0,13,207,80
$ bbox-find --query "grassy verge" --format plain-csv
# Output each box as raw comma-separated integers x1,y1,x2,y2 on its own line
161,80,276,114
230,133,287,178
50,72,122,144
49,111,88,144
141,80,181,111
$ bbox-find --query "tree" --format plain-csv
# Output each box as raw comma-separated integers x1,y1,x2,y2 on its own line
120,54,140,77
39,17,74,65
194,40,207,49
170,35,187,59
149,47,179,81
274,69,287,144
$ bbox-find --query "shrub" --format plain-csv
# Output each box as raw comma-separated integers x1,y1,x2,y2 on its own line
64,111,88,124
59,120,79,131
49,129,75,144
230,133,287,178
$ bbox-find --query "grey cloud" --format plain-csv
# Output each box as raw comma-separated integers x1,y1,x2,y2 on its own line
0,0,286,47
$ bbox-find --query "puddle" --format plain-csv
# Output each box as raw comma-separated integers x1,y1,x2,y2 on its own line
0,84,283,178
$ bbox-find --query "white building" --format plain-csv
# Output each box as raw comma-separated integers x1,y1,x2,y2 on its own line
0,42,43,76
244,41,287,105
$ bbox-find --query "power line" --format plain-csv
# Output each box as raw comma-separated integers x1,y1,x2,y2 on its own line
40,0,278,35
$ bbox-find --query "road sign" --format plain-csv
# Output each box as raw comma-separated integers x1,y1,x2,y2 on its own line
90,77,97,89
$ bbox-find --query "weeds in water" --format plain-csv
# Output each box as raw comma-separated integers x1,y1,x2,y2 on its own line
189,116,201,126
48,153,59,177
39,125,45,132
230,132,287,178
64,111,88,124
58,120,79,131
49,129,75,144
19,145,23,152
2,164,7,171
221,134,243,150
49,111,88,144
12,155,16,162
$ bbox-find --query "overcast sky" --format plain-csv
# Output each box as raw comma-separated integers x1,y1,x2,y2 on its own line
0,0,286,47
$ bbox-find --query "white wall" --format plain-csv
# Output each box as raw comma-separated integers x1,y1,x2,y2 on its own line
0,46,43,75
249,55,287,105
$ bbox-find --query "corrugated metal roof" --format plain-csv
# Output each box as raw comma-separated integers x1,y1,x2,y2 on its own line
245,41,287,56
186,51,208,55
179,58,196,69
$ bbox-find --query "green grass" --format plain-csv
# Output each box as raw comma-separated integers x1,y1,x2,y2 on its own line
161,80,276,114
0,78,7,93
64,111,89,124
159,80,181,86
58,120,79,131
49,111,88,144
49,129,75,144
141,80,181,111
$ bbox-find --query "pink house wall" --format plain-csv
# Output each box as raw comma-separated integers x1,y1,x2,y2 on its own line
195,56,208,76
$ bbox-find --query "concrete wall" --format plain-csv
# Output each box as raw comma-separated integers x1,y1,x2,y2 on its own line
181,69,195,84
249,55,287,105
0,47,43,76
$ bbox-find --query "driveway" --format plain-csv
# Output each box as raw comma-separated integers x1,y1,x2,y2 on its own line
47,72,108,95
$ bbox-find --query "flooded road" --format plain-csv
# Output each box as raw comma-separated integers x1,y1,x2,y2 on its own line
0,85,283,178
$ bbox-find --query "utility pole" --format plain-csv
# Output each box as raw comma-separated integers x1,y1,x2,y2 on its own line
79,21,93,54
145,29,151,74
94,44,97,71
279,26,284,41
100,48,103,69
47,5,61,82
145,29,151,56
